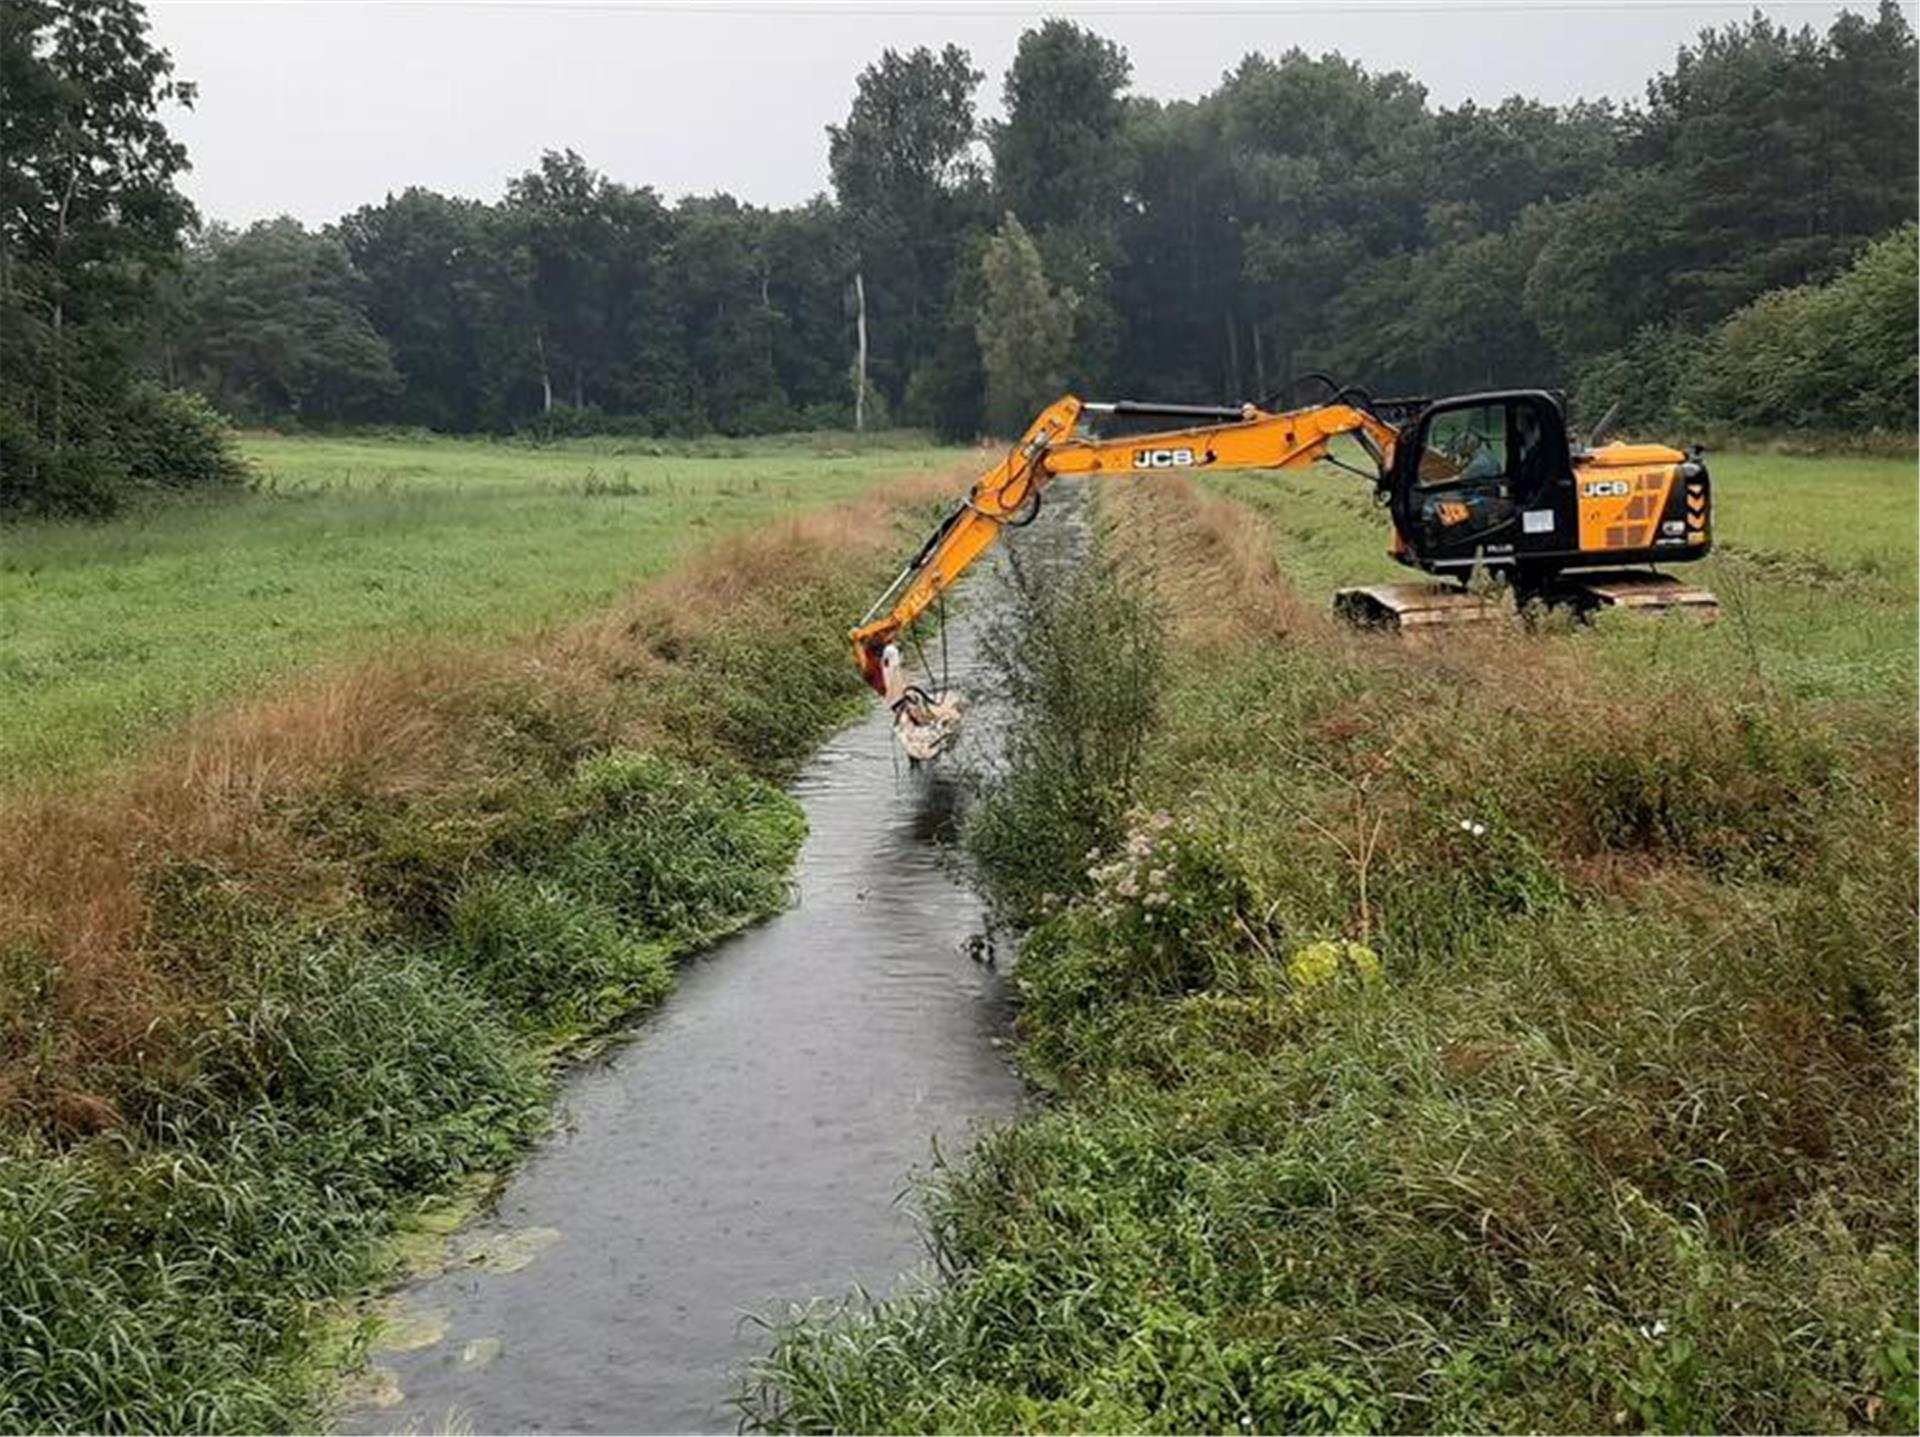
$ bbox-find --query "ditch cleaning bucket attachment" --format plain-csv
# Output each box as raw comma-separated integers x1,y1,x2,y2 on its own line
878,642,965,762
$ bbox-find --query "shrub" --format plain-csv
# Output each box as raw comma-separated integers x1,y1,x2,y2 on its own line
113,381,250,491
446,874,671,1035
1037,812,1254,997
964,548,1165,924
1678,224,1919,434
1569,225,1919,438
537,749,806,939
800,399,855,430
0,384,246,517
725,395,800,437
0,409,127,517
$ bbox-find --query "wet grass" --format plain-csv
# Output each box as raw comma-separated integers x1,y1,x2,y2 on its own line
0,429,958,786
0,480,950,1433
747,473,1917,1434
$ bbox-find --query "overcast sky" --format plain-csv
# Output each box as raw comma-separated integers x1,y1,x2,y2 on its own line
147,0,1891,228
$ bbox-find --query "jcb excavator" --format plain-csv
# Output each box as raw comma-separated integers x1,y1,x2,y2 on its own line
851,383,1716,749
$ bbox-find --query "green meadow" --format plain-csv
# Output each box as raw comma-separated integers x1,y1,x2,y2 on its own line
0,430,958,785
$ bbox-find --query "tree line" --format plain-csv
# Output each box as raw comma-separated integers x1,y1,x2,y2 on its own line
2,1,1915,514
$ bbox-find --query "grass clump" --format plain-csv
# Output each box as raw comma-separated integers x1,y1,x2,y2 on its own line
446,875,672,1036
747,477,1916,1434
0,931,546,1433
1543,701,1841,876
446,752,806,1035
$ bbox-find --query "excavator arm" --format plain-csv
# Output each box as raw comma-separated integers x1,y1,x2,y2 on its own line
851,394,1400,695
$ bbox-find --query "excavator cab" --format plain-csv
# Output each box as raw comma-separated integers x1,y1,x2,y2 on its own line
1338,388,1716,626
1387,389,1574,576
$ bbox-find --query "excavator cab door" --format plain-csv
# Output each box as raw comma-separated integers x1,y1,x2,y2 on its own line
1391,391,1573,575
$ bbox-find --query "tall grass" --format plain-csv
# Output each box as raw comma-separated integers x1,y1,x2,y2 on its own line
747,478,1917,1434
962,545,1165,927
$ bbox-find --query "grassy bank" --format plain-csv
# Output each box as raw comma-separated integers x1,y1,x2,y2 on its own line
748,466,1917,1433
0,469,952,1433
0,429,957,786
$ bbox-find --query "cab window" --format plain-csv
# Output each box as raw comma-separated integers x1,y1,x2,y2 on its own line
1417,404,1508,488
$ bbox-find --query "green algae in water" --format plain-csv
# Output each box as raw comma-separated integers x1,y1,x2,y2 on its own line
376,1303,452,1353
454,1225,562,1275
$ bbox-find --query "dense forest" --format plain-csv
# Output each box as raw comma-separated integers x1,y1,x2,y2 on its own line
2,0,1916,513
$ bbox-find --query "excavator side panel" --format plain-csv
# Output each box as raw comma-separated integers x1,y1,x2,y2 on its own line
1574,461,1681,554
1570,443,1711,564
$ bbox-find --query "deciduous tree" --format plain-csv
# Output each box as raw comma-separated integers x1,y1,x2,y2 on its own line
1,0,209,510
976,214,1075,435
177,218,400,423
828,45,985,414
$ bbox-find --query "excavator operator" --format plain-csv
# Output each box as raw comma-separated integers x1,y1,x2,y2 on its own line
1417,416,1514,545
1514,402,1549,503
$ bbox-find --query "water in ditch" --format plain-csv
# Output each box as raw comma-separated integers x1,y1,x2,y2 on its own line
336,487,1084,1436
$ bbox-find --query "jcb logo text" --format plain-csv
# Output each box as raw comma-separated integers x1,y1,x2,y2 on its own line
1134,448,1196,468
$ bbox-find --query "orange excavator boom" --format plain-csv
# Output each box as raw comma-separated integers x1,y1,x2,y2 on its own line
850,394,1399,694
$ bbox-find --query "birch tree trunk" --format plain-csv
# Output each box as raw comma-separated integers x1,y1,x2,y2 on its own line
51,162,80,453
761,270,776,376
853,268,868,433
1224,312,1242,403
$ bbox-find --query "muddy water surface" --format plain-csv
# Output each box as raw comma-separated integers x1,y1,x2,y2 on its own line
337,511,1068,1435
